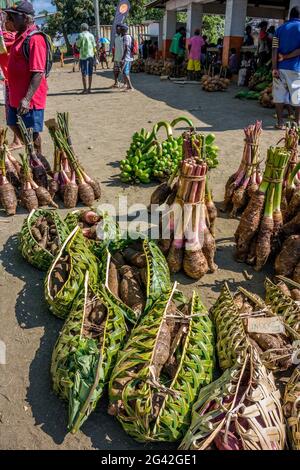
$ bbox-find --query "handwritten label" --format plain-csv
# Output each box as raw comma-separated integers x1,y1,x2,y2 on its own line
248,317,285,335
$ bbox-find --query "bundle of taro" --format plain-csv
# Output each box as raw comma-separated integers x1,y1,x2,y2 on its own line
158,158,217,280
104,238,172,322
46,113,101,208
45,227,99,319
17,116,50,189
19,209,68,271
224,121,263,217
51,271,128,433
234,286,298,372
0,127,21,194
179,348,286,451
283,366,300,450
108,286,215,442
235,146,290,271
19,153,58,213
0,129,17,216
150,129,218,236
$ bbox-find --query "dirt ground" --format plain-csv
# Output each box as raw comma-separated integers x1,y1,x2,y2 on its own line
0,63,280,450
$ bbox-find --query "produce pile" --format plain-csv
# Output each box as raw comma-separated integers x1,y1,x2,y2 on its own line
108,286,215,442
120,117,194,184
144,58,164,76
0,128,18,216
19,209,69,271
224,121,263,217
248,65,272,92
235,146,290,270
16,201,300,449
46,112,101,208
157,147,218,280
131,58,145,73
180,282,300,451
260,85,274,108
201,74,230,92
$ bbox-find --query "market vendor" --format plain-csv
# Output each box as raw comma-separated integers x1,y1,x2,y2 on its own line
272,6,300,129
3,1,49,162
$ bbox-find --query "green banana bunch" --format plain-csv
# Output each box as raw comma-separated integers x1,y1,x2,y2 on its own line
120,117,194,185
120,127,156,184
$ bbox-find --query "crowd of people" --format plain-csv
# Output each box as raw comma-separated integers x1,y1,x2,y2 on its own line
0,0,300,154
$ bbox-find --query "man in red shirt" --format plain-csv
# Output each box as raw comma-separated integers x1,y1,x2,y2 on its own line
4,1,48,158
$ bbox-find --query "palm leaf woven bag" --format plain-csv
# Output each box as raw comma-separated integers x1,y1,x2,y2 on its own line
51,271,127,433
108,285,215,442
235,286,300,371
103,239,172,324
283,366,300,450
210,283,249,370
265,278,300,334
45,227,99,319
180,348,286,451
19,209,68,271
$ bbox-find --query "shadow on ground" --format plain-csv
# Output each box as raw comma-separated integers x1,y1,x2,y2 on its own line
98,70,278,133
0,233,177,449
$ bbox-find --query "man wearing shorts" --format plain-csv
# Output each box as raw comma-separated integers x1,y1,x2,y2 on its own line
120,25,134,92
272,7,300,128
187,29,205,81
112,24,123,88
76,23,96,94
4,1,48,161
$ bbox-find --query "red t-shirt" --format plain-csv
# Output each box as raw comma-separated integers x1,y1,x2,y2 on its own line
0,31,16,80
7,25,48,109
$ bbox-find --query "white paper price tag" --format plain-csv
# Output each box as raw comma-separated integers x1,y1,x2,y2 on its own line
248,317,285,335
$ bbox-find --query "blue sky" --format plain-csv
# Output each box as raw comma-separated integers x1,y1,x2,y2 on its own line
33,1,55,14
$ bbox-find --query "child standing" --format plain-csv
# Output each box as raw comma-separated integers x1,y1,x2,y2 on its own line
99,43,109,69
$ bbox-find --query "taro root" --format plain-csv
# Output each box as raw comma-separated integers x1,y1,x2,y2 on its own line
108,259,119,298
119,265,145,309
275,235,300,277
183,249,208,280
167,243,184,273
63,172,78,209
236,147,290,269
224,121,262,217
123,247,147,268
46,113,101,208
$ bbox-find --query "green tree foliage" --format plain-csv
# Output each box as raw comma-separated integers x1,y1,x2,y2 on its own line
202,15,225,44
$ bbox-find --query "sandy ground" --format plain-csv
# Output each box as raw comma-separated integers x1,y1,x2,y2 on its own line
0,63,280,450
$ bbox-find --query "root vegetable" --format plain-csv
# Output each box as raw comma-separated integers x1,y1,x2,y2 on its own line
293,261,300,284
35,185,58,208
224,121,262,218
276,281,291,298
203,228,218,273
282,212,300,238
64,172,78,209
108,260,119,298
275,235,300,277
167,243,184,273
183,249,208,279
80,210,101,226
119,266,145,308
291,289,300,301
123,248,147,268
